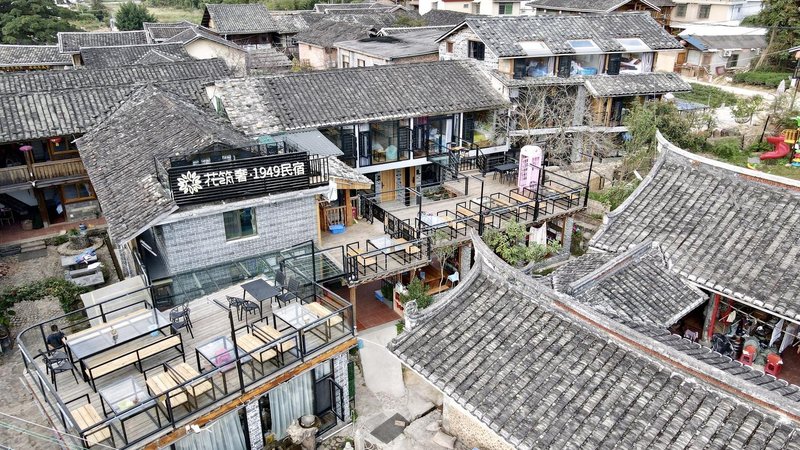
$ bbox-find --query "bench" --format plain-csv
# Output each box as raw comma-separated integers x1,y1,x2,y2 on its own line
393,238,421,258
456,206,492,225
70,403,112,448
237,333,280,373
347,247,377,271
85,334,184,391
168,362,215,408
491,196,513,207
145,371,188,417
253,322,296,353
509,191,532,204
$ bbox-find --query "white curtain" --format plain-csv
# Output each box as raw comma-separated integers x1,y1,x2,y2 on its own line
641,52,654,73
174,410,247,450
270,371,314,440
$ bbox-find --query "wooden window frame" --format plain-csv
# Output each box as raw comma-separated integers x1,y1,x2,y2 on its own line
60,181,96,204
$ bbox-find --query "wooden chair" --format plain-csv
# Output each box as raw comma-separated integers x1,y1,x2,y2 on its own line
305,302,344,339
146,371,188,422
237,333,281,375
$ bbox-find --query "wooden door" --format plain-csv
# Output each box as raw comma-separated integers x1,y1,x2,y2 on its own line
380,169,396,202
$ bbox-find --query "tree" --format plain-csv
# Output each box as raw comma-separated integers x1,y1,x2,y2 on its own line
742,0,800,69
503,85,615,166
89,0,109,22
114,2,155,31
431,230,457,287
0,0,80,44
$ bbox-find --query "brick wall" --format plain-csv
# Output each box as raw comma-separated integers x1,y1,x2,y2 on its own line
332,352,352,423
439,28,498,72
158,194,318,273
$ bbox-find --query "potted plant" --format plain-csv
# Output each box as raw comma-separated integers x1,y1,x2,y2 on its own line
399,278,433,309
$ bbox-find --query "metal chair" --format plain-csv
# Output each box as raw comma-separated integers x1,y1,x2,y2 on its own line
239,300,260,321
41,350,78,390
227,295,245,315
170,306,194,338
275,270,287,292
277,278,300,306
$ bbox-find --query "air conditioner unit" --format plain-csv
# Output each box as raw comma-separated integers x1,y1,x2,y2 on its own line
722,50,733,57
752,48,762,54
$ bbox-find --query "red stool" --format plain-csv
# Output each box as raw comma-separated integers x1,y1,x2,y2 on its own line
740,345,756,366
765,353,783,376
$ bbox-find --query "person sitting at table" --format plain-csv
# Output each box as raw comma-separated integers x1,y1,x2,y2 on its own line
46,324,66,350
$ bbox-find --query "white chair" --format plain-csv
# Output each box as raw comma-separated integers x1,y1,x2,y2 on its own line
447,271,460,286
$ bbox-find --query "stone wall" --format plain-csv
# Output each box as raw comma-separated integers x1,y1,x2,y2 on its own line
332,352,352,423
158,194,317,273
439,28,498,73
442,397,515,450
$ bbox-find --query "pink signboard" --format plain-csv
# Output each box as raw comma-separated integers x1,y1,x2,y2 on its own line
517,145,542,193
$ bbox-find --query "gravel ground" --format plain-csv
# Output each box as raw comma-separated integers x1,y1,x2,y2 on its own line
0,242,120,449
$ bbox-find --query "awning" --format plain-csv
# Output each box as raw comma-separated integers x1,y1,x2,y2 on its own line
273,129,344,157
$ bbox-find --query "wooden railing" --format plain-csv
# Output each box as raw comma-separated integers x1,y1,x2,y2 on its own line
323,205,346,227
0,166,29,186
31,158,86,181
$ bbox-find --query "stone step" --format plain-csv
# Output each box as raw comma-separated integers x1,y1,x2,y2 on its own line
19,240,46,252
0,245,21,257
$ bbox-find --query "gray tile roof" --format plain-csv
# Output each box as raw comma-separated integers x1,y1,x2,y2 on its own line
57,31,150,54
314,2,386,13
389,238,800,450
528,0,661,13
79,43,190,68
0,45,73,68
334,27,445,60
682,34,767,52
591,134,800,321
202,4,279,35
294,17,382,47
446,13,682,58
76,85,253,244
584,72,692,97
0,58,229,95
215,60,509,135
270,11,322,34
421,10,478,26
165,26,243,51
0,59,230,142
547,242,707,327
247,45,292,72
143,21,194,42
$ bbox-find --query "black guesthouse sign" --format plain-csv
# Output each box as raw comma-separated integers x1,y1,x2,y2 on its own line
167,153,311,206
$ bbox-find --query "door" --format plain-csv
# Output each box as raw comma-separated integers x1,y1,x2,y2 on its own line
380,170,396,202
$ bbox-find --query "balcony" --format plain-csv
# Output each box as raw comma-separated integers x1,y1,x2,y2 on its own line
0,158,88,188
18,275,355,449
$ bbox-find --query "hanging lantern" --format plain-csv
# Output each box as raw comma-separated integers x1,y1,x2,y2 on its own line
49,137,62,144
19,145,33,152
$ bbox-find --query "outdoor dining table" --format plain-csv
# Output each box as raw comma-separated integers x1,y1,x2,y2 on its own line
66,308,170,380
494,163,518,183
241,278,281,318
195,335,250,393
98,376,158,442
367,235,410,264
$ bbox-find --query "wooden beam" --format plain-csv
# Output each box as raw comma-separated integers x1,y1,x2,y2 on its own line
344,189,353,226
34,188,50,227
144,337,357,450
315,198,323,245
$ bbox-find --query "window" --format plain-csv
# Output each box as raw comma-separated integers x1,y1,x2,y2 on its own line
446,41,453,53
61,182,95,203
224,208,257,241
726,53,740,68
675,4,686,17
571,54,603,76
342,59,349,68
513,57,551,79
498,2,513,14
357,59,366,67
51,136,78,155
468,41,485,61
698,5,710,19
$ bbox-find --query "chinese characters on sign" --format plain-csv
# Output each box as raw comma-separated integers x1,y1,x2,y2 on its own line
177,162,306,194
168,153,312,206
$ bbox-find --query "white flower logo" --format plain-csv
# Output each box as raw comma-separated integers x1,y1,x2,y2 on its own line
177,171,203,195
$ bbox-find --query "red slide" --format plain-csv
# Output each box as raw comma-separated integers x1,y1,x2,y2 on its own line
761,135,791,160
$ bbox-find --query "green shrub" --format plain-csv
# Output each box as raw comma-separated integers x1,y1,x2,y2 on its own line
0,278,89,314
399,278,433,309
733,71,793,88
588,182,639,210
708,138,742,160
45,234,69,246
483,220,561,267
747,141,772,154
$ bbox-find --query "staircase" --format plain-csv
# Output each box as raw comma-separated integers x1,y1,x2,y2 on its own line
19,240,46,254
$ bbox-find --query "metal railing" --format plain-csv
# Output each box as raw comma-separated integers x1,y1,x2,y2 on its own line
18,278,354,449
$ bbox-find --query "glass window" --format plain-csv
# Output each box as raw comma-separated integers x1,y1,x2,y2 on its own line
468,41,485,61
357,59,366,67
619,53,645,73
224,208,257,241
513,57,551,79
342,59,349,68
464,110,497,148
698,4,710,18
369,119,409,163
446,41,453,53
571,54,603,76
61,182,95,203
568,40,601,52
498,2,512,14
675,4,686,17
726,53,740,68
51,136,78,154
